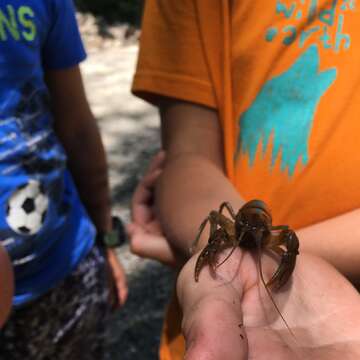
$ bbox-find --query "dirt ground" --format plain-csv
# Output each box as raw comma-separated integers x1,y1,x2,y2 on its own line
80,29,175,360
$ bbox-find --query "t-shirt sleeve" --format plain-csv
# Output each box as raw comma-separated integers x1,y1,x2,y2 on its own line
42,0,86,70
132,0,216,108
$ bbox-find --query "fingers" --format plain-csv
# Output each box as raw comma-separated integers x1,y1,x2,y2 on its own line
131,203,154,226
107,249,128,307
177,256,248,360
132,168,162,205
127,223,177,267
114,262,128,307
135,150,165,198
131,152,164,225
147,150,166,173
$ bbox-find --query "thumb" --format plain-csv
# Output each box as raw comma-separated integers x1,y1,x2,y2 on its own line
177,256,248,360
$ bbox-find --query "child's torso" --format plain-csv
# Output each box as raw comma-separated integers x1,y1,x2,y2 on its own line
0,0,94,306
228,0,359,228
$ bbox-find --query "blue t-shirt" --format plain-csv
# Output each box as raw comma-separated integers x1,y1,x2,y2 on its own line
0,0,95,306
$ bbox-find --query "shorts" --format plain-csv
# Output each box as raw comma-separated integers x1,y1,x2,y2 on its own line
0,245,111,360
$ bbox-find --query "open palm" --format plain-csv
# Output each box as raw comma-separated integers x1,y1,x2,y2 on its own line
177,249,360,360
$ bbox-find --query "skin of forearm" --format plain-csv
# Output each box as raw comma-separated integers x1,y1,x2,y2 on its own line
297,209,360,282
60,121,112,232
0,245,14,328
158,157,360,280
156,100,245,257
155,153,244,256
156,100,359,280
46,67,112,233
158,158,360,279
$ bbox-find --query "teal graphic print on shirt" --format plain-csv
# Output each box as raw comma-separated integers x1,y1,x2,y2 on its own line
235,0,356,176
235,45,337,176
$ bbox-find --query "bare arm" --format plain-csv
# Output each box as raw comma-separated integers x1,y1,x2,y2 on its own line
156,100,360,282
155,100,244,256
45,66,111,232
45,66,128,306
297,209,360,283
0,245,14,328
154,100,360,359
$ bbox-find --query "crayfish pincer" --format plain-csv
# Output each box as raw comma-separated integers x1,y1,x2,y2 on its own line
193,199,299,290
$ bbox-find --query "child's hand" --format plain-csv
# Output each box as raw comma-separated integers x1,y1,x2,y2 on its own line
128,151,178,267
106,248,128,308
177,249,360,360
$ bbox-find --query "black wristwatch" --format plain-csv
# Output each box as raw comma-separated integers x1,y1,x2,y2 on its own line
96,216,127,248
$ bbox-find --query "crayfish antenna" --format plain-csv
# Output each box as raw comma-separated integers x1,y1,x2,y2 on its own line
215,244,237,269
215,231,244,270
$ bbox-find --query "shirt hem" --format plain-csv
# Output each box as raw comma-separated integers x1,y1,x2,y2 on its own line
132,71,217,109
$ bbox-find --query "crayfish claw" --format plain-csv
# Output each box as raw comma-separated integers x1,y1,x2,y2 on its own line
194,246,212,282
194,228,233,282
267,230,299,290
266,253,296,290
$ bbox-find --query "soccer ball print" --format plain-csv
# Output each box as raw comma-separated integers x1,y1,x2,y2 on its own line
6,180,49,235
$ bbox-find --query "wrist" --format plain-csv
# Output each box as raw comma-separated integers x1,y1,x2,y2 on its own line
96,216,127,248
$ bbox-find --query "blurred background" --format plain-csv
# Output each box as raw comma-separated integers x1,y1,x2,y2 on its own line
74,1,175,359
75,0,143,26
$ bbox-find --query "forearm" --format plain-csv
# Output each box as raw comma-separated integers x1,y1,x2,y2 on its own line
155,100,246,258
156,153,243,256
47,66,112,232
159,162,360,279
63,120,112,232
0,245,14,328
298,209,360,282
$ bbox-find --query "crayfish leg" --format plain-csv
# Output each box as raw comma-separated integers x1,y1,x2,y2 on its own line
219,202,237,220
192,216,211,255
191,210,234,254
194,229,234,282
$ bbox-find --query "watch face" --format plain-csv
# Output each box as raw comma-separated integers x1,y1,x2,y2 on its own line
104,216,126,248
104,232,120,247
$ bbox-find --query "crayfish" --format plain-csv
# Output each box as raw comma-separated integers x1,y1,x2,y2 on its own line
194,200,299,338
193,199,299,288
193,200,299,333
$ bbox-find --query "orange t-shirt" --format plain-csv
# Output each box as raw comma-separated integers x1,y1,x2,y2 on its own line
132,1,360,358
